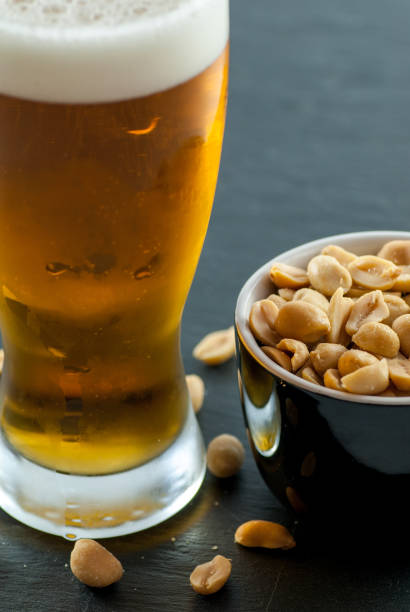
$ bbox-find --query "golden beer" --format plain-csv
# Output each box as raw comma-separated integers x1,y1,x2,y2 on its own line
0,0,228,480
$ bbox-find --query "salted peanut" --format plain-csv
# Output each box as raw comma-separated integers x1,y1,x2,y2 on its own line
193,326,235,365
293,287,329,313
392,266,410,292
380,385,398,397
307,255,352,297
278,288,295,301
186,374,205,414
267,293,287,309
341,358,389,395
274,301,330,343
404,295,410,308
326,287,354,346
234,520,296,550
70,539,124,588
352,322,399,358
206,434,245,478
382,293,410,326
249,300,280,346
269,262,309,289
392,314,410,357
337,349,378,376
0,348,3,375
347,255,400,290
261,346,292,371
387,357,410,391
321,244,357,268
378,240,410,265
345,290,389,335
190,555,231,595
276,338,309,371
323,368,344,391
310,343,347,376
300,365,322,386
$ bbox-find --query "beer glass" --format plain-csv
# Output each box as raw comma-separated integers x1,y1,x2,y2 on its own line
0,0,229,538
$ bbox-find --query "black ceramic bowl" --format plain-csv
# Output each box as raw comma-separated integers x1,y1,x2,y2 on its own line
235,231,410,530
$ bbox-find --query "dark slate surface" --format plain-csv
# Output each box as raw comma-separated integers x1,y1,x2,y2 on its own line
3,0,410,609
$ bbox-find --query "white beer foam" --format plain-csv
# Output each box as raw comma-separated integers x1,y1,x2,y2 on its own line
0,0,229,103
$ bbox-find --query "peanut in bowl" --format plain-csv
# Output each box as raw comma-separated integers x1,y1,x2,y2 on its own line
235,231,410,531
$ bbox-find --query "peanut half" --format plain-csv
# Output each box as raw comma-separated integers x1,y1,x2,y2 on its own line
377,240,410,265
352,321,400,358
193,326,236,365
382,294,410,327
307,255,352,297
70,539,124,588
274,301,330,344
234,520,296,550
388,356,410,391
323,368,344,391
321,244,357,268
270,262,309,289
190,555,232,595
337,349,378,376
341,358,389,395
276,338,309,371
345,290,389,336
392,314,410,357
326,287,354,346
249,299,280,346
261,346,292,371
186,374,205,413
310,343,347,376
293,287,329,314
348,255,400,290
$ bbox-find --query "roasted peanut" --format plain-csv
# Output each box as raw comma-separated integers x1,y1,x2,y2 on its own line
293,287,329,313
300,365,322,385
261,346,292,371
249,300,280,346
321,244,357,268
270,262,309,289
274,301,330,343
190,555,231,595
326,287,354,345
234,520,296,550
392,314,410,357
307,255,352,297
278,288,295,301
310,343,347,376
70,539,124,588
348,255,400,290
276,338,309,371
388,356,410,391
186,374,205,413
346,287,370,298
206,434,245,478
193,326,236,365
267,293,287,309
382,293,410,326
352,321,400,358
345,290,389,336
341,358,389,395
392,265,410,292
378,240,410,265
337,349,378,376
323,368,344,391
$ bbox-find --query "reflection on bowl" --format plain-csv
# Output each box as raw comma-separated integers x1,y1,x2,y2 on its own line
235,231,410,528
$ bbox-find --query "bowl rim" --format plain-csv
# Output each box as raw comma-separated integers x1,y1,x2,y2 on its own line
235,230,410,405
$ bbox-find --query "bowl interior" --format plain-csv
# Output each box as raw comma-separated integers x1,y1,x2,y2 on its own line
235,230,410,405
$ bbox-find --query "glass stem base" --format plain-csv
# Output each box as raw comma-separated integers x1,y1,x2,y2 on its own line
0,407,205,539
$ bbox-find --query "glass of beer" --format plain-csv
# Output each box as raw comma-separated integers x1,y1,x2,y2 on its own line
0,0,229,538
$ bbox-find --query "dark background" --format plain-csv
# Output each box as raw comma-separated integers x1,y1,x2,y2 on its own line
2,0,410,609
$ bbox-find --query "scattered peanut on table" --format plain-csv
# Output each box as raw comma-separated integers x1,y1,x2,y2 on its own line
248,240,410,396
70,539,124,588
234,520,296,550
189,555,232,595
207,433,245,478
